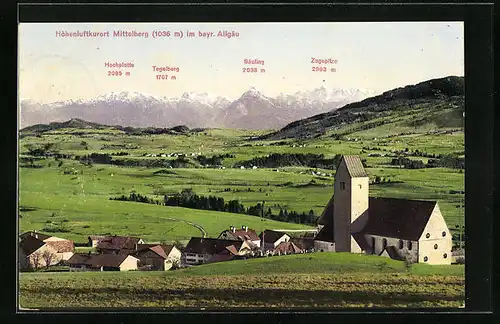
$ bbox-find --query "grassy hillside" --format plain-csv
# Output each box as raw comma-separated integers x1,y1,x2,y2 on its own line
260,76,464,141
19,253,464,308
168,252,465,277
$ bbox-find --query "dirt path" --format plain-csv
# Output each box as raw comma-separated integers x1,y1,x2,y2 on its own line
165,217,207,238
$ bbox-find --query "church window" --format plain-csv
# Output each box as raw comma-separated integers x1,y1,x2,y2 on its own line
434,244,438,250
398,240,404,249
426,233,430,239
424,256,428,262
442,231,446,237
443,253,448,259
407,241,412,250
371,237,376,254
382,238,387,250
340,182,345,190
358,184,362,189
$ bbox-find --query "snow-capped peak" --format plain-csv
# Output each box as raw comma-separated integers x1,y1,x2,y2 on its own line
94,91,163,103
241,87,265,98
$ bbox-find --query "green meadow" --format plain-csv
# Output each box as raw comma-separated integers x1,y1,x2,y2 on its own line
19,125,464,244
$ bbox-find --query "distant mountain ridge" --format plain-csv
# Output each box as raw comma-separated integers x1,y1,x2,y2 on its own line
19,118,198,136
20,86,377,130
259,76,465,140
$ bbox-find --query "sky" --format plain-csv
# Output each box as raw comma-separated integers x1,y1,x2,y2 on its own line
18,22,464,104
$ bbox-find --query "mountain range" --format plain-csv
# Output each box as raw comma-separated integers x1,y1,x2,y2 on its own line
19,86,377,130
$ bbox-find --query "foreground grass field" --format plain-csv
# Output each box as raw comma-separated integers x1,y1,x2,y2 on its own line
19,253,465,309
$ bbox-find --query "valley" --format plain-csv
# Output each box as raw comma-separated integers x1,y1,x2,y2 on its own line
18,76,466,309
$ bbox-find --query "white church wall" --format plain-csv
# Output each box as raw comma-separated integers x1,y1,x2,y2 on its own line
365,234,419,263
417,205,452,265
349,176,369,253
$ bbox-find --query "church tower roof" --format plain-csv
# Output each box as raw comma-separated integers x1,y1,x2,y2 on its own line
340,155,368,178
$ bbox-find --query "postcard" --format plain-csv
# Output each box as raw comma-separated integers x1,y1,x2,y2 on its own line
18,21,465,310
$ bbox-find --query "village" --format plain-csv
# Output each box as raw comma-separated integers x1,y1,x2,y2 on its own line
18,155,463,273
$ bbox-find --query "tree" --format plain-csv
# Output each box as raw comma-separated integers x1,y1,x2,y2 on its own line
31,251,42,270
42,250,57,268
43,143,55,152
308,209,315,224
172,240,184,251
166,257,181,270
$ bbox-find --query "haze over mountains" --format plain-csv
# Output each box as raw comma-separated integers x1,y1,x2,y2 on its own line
20,86,377,130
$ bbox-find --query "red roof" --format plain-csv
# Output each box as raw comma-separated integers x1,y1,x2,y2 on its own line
274,241,303,254
45,240,74,253
220,229,260,241
96,236,142,251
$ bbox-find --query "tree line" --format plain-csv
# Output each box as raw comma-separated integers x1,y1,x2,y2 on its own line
76,153,193,168
196,153,235,166
110,188,318,225
391,154,465,170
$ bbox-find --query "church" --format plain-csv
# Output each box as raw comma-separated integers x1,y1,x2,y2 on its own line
314,155,452,265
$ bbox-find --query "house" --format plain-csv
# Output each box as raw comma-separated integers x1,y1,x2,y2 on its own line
19,235,61,270
218,226,261,248
259,230,291,251
273,241,303,255
290,237,315,252
67,253,139,271
183,238,253,265
88,235,107,248
94,235,145,254
315,155,452,265
20,231,74,261
132,244,182,271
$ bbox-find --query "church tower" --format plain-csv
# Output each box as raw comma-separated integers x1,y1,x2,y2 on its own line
333,155,369,253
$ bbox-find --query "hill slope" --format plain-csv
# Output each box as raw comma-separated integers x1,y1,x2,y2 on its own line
171,252,464,277
19,118,198,137
259,76,464,141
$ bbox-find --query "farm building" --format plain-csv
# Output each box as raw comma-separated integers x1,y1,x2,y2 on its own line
19,231,74,262
67,253,139,271
259,230,291,252
273,241,303,255
218,226,261,248
132,244,182,271
93,235,145,254
290,237,315,252
88,235,107,248
183,238,253,265
315,155,452,265
19,235,61,270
